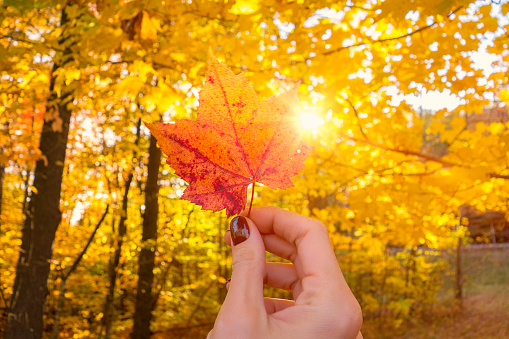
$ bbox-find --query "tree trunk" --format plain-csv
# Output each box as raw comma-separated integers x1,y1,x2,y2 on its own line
102,119,141,339
0,165,4,233
0,118,9,234
132,135,161,339
21,167,33,216
6,9,73,339
455,236,463,306
0,165,6,309
217,215,228,304
455,211,464,308
103,175,132,339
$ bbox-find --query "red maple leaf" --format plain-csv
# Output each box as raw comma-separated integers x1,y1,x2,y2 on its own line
145,53,312,217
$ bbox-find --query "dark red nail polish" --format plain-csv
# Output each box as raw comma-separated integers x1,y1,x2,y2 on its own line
230,216,249,246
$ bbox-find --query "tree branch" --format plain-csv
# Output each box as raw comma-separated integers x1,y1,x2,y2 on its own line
342,96,369,140
51,205,110,339
63,205,110,281
339,133,463,167
345,4,377,12
183,280,215,331
0,34,35,46
322,6,464,56
489,173,509,180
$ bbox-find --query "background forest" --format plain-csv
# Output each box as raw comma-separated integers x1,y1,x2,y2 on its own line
1,0,509,338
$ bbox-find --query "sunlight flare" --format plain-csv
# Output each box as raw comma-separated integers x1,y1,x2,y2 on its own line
298,109,324,131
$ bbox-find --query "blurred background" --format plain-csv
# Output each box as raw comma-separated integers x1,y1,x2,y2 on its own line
0,0,508,338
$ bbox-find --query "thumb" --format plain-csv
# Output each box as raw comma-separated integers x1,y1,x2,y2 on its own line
223,216,266,314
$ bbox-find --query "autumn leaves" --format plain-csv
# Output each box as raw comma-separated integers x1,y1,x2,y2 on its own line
146,54,312,216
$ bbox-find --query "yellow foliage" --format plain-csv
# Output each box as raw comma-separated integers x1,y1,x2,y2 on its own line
139,11,160,41
229,0,261,14
2,0,509,337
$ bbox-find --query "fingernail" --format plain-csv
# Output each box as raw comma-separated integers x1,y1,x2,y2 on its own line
230,216,249,246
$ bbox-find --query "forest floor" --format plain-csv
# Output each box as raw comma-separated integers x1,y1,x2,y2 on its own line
362,247,509,339
3,247,507,339
153,246,509,339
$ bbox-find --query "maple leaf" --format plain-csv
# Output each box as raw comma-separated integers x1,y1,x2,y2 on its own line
145,53,312,217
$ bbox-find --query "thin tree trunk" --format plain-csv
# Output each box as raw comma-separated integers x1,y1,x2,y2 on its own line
51,206,109,339
132,135,161,339
51,278,68,339
102,119,141,339
455,236,463,306
6,8,73,339
0,118,9,234
150,260,171,311
21,167,33,216
103,175,132,339
217,215,228,304
455,211,464,308
404,249,414,299
408,248,417,316
0,165,4,233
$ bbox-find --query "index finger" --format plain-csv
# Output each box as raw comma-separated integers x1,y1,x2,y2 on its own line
240,206,342,283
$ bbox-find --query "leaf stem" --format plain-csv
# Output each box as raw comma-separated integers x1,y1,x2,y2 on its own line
247,181,255,218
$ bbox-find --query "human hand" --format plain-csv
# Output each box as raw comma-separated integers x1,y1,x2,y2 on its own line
207,206,363,339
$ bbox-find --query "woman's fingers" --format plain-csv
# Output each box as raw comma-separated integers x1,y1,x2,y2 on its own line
263,297,295,314
261,234,297,261
226,231,297,262
224,262,302,296
222,216,267,314
265,262,298,289
218,208,363,339
241,207,342,283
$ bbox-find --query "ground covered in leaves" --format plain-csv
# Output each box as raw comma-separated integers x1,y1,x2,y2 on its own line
145,248,509,339
362,247,509,339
